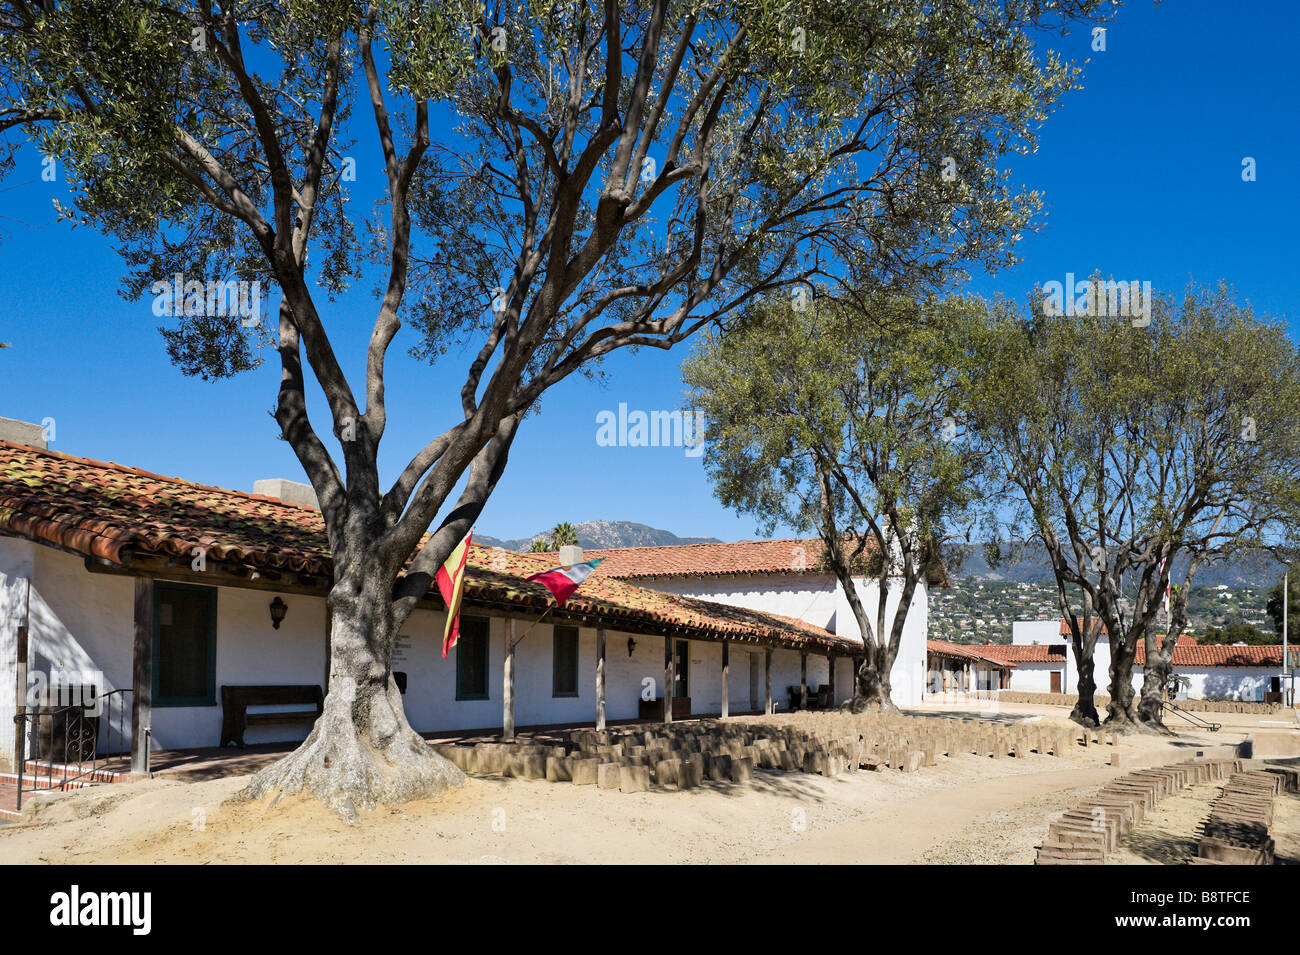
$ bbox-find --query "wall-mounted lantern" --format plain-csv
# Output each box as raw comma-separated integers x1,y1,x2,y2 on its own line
627,637,637,657
269,596,288,630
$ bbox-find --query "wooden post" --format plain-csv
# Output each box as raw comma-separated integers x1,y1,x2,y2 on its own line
720,640,730,719
596,627,607,731
503,618,516,740
663,637,674,723
799,652,808,710
827,653,836,706
764,648,773,715
131,576,153,777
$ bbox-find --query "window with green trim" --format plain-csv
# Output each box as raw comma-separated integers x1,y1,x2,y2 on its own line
153,582,217,707
455,616,490,700
553,625,579,697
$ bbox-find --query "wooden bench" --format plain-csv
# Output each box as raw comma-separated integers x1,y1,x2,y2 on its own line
638,696,691,721
220,684,324,748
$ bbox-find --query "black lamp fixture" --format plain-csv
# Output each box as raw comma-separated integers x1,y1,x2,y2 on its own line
269,596,288,630
627,637,637,657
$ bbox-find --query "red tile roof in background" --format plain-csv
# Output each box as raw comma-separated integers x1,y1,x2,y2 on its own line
585,536,950,586
0,442,861,653
1058,618,1196,646
926,639,1016,669
587,538,833,578
1052,618,1294,666
1137,643,1299,668
977,644,1068,664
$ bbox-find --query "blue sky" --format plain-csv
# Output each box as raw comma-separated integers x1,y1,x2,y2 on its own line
0,0,1296,544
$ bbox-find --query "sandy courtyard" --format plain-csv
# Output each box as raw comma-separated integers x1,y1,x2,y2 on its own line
6,706,1282,865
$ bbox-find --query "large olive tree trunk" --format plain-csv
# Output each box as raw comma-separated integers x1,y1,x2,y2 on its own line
1069,661,1101,727
245,554,464,820
850,644,897,712
1104,637,1141,730
1136,662,1172,729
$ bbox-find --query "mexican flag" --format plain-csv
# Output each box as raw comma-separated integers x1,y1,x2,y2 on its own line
437,531,473,658
526,558,604,607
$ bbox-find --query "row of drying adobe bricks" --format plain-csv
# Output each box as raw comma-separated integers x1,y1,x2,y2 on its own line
1192,769,1298,865
432,715,1095,793
1036,759,1243,865
740,714,1117,769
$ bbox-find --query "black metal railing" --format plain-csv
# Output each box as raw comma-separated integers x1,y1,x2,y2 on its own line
11,687,134,812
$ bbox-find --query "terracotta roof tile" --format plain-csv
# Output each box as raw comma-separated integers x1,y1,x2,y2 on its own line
586,539,832,579
583,536,951,587
0,442,860,653
976,643,1068,664
1137,642,1299,668
926,639,1016,668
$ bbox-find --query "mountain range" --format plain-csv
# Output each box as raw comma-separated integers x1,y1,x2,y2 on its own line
475,520,722,553
479,522,1287,588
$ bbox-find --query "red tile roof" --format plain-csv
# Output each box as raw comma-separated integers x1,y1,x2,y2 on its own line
0,442,860,653
926,640,1016,669
976,643,1068,664
586,538,833,579
584,536,950,586
1138,642,1299,668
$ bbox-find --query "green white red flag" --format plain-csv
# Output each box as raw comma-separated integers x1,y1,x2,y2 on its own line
526,558,604,607
437,531,472,658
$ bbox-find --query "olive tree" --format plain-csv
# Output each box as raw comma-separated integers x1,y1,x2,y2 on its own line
0,0,1109,813
684,293,984,709
967,282,1300,730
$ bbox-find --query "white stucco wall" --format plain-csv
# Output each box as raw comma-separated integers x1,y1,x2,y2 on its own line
1012,620,1060,645
2,547,863,755
1006,661,1064,693
0,536,35,766
631,573,839,632
832,578,928,707
1021,619,1283,702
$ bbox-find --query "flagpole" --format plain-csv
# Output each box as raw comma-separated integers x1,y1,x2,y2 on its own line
510,603,558,650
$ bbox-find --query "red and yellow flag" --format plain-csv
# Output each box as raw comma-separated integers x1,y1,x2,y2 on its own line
437,531,473,658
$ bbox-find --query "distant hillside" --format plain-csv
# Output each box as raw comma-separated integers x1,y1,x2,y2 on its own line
476,520,722,552
950,543,1285,588
935,543,1287,644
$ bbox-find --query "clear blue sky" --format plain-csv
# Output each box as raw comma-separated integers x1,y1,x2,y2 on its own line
0,0,1296,543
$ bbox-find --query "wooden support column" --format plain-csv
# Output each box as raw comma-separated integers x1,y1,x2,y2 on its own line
596,628,607,731
799,652,808,710
503,618,516,740
131,576,153,777
827,653,836,706
764,648,773,715
720,640,730,719
663,637,674,723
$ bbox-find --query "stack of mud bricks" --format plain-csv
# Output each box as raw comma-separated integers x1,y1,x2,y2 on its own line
1193,769,1288,865
1036,758,1240,865
433,709,1090,795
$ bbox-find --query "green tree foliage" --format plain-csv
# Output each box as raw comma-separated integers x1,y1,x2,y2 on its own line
527,522,578,552
1199,623,1274,646
1266,570,1300,635
684,291,984,706
968,281,1300,729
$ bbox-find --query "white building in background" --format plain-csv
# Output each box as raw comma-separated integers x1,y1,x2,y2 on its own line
996,618,1295,703
589,538,941,709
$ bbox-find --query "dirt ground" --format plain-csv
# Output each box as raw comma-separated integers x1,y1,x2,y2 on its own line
0,705,1292,865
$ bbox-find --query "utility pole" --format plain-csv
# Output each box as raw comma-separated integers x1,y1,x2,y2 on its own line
1284,572,1290,707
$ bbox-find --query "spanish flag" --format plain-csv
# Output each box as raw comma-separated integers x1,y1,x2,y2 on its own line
437,531,473,658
